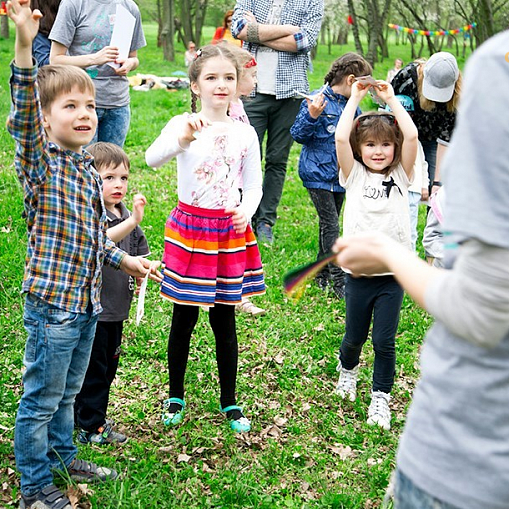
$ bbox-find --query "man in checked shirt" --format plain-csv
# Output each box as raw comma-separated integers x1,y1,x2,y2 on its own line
231,0,323,243
6,1,162,508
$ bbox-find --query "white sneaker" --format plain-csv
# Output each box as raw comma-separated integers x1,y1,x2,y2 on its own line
367,391,391,430
335,362,359,401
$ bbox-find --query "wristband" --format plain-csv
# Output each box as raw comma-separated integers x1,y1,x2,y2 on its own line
246,22,261,44
432,181,442,187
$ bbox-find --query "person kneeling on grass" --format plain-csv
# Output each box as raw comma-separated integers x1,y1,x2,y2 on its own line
6,2,161,508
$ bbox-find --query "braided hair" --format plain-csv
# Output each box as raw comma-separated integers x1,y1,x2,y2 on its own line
323,52,373,87
188,44,242,113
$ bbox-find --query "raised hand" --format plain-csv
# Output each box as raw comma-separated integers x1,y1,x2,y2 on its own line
373,80,395,103
131,193,147,225
179,113,212,147
7,0,42,49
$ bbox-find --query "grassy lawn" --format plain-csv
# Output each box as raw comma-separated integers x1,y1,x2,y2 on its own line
0,21,446,508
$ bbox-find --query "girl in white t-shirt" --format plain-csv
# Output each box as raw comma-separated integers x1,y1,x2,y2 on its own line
145,45,265,433
333,80,418,430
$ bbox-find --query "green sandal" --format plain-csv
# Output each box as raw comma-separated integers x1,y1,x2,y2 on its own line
162,398,185,427
221,405,251,433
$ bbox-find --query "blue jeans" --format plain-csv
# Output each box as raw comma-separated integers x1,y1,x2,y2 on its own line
395,469,461,509
421,140,437,190
90,105,131,147
340,275,404,393
15,294,98,496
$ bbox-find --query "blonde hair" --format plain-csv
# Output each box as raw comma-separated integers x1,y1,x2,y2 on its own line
37,65,95,111
417,63,462,113
349,112,403,174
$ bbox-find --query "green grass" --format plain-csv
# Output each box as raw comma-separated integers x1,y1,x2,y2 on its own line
0,22,439,508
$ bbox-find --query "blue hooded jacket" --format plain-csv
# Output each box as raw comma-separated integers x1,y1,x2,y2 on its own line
291,85,361,192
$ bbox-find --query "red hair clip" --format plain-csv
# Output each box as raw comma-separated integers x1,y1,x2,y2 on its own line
245,57,257,68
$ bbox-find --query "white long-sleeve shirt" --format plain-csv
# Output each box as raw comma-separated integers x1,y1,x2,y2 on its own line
146,115,262,221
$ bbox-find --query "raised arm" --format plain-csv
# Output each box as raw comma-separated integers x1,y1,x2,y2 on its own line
334,83,368,180
8,0,42,68
377,81,418,178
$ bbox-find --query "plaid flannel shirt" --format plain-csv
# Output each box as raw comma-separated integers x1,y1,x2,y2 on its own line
7,63,125,316
231,0,323,99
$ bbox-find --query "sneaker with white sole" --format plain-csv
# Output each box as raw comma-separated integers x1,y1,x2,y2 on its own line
367,391,391,430
335,362,359,401
77,421,127,445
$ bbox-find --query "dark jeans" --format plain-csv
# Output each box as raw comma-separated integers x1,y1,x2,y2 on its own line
244,93,301,227
168,303,238,409
75,321,123,432
340,275,404,393
421,139,437,190
307,188,345,285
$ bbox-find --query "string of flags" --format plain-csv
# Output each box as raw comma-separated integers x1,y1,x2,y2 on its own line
388,22,476,37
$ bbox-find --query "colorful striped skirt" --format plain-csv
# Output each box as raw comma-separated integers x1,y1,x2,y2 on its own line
161,202,265,306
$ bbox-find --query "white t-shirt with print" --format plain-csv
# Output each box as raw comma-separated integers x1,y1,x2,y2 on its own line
340,160,413,273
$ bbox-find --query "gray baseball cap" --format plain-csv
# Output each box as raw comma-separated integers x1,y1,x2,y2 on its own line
422,52,459,103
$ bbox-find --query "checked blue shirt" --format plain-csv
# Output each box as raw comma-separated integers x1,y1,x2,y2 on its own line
7,63,125,316
232,0,323,99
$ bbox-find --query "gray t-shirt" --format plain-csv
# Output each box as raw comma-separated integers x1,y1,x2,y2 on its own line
49,0,146,109
100,202,150,322
397,30,509,509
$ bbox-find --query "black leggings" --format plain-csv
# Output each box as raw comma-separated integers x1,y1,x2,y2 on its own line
168,303,238,409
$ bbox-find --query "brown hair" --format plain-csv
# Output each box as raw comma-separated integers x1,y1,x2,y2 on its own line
223,9,234,28
32,0,62,37
87,142,130,171
416,63,462,113
188,44,241,113
37,64,95,111
349,112,403,174
324,52,372,87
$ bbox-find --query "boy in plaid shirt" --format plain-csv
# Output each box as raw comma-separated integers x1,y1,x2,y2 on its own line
6,1,161,508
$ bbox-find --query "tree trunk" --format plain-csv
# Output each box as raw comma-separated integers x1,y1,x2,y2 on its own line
161,0,175,61
347,0,364,55
1,14,9,39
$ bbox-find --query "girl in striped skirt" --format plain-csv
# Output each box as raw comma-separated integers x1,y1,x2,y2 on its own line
145,44,264,433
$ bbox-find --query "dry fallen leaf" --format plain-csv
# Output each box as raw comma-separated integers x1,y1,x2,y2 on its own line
274,416,287,427
177,453,191,463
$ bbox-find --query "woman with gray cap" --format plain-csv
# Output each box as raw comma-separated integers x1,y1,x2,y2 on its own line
391,52,461,194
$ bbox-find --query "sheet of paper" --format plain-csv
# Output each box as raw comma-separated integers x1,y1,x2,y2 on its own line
136,271,149,326
108,4,136,70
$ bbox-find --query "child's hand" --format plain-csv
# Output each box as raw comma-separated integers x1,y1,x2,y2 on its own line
91,45,120,66
121,255,163,282
225,207,248,234
307,93,327,119
7,0,42,48
179,113,212,147
350,81,371,101
132,193,147,225
373,80,395,103
135,276,144,295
